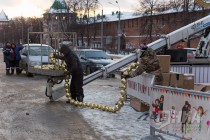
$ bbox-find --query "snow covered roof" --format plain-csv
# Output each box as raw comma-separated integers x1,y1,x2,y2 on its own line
0,10,9,21
48,0,71,14
93,2,209,23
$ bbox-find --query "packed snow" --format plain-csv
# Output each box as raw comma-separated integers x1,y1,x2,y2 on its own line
77,78,177,140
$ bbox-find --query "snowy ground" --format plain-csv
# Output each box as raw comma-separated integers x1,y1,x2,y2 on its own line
78,77,178,140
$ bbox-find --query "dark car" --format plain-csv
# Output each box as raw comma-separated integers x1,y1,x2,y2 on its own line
75,49,115,75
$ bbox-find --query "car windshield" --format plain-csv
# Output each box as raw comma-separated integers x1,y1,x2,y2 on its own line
85,51,110,59
28,46,54,56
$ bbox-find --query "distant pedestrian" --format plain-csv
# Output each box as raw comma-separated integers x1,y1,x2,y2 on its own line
2,42,13,75
120,33,126,54
11,43,24,75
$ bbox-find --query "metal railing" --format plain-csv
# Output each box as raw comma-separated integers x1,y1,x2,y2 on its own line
171,65,210,83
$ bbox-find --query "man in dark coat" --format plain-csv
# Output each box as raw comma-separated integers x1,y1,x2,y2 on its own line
2,42,13,75
54,44,84,102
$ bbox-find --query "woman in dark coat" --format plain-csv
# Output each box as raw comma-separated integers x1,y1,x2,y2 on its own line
11,43,24,75
2,42,13,75
54,44,84,102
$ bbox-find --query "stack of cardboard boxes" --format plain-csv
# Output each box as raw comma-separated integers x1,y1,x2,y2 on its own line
130,55,195,112
158,55,194,90
158,55,171,86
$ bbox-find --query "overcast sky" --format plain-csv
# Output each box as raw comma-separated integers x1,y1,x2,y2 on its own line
0,0,139,19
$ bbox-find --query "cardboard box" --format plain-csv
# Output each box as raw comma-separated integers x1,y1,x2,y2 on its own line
183,74,194,90
162,73,171,86
157,55,171,73
130,96,149,112
194,84,210,92
170,72,184,88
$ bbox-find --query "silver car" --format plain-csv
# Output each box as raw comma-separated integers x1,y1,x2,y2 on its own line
20,44,54,76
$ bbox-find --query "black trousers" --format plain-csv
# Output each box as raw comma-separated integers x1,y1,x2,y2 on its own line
10,60,20,70
70,68,84,99
5,60,10,70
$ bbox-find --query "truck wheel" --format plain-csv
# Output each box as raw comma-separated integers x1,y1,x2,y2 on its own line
86,66,91,75
26,65,33,77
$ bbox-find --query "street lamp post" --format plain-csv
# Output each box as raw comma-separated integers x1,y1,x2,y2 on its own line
97,2,104,50
109,1,121,54
116,1,121,54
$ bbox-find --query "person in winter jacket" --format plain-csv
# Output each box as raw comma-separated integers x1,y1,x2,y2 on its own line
127,44,163,85
54,44,84,102
2,42,13,75
11,43,24,75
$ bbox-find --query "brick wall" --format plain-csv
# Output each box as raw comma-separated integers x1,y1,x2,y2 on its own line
78,9,210,51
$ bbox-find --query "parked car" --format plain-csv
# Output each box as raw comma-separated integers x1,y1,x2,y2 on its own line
20,44,54,76
75,49,115,75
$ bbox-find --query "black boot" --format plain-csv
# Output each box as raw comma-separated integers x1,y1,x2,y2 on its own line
16,68,20,75
11,69,14,75
77,95,83,102
6,69,10,75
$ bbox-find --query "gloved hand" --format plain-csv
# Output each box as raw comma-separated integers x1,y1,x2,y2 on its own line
121,74,131,79
53,52,58,58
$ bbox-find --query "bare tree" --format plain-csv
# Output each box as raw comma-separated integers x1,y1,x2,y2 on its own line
66,0,98,47
135,0,161,42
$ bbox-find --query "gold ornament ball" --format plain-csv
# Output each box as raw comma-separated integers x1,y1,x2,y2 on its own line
66,93,70,98
74,101,79,106
127,66,132,72
114,105,120,112
131,63,136,68
78,102,83,106
90,103,94,109
65,83,69,87
84,102,88,107
101,106,106,111
105,106,109,112
111,107,116,113
95,104,99,109
120,90,126,96
92,103,97,108
70,100,75,104
117,101,123,107
107,107,112,112
98,105,102,109
121,78,126,84
66,75,70,79
123,71,128,76
87,103,91,107
121,85,126,90
68,96,72,100
65,88,69,93
119,96,125,102
51,60,56,64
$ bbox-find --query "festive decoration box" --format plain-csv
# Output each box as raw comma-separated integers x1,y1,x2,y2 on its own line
170,72,184,88
162,73,171,86
130,96,149,112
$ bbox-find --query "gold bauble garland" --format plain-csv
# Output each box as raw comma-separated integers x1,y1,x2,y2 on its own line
49,52,139,113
